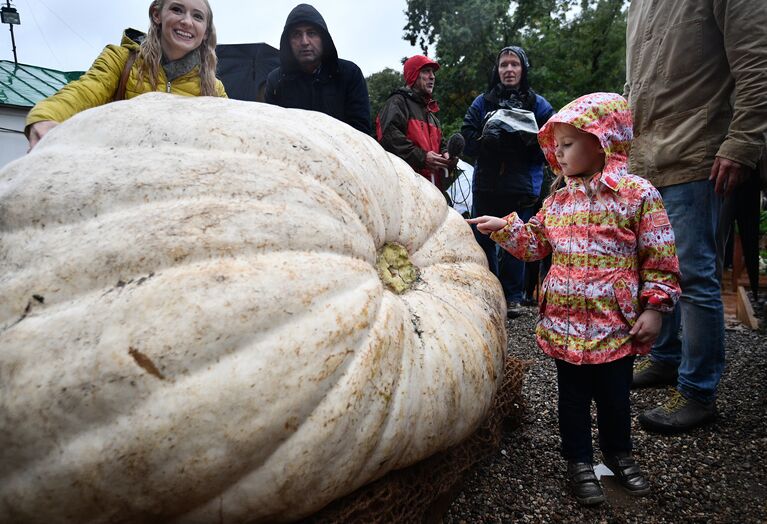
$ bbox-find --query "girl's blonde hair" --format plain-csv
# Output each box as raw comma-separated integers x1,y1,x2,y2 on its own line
549,171,566,197
138,0,220,97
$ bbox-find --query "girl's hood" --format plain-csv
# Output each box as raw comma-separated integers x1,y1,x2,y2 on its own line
538,92,632,179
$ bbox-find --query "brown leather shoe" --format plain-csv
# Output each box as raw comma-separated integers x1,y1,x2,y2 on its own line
632,358,678,388
638,390,717,434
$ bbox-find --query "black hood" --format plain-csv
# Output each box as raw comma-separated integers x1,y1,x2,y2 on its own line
279,4,339,73
124,27,145,46
488,45,530,93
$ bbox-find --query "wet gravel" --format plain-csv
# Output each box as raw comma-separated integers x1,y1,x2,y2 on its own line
445,306,767,524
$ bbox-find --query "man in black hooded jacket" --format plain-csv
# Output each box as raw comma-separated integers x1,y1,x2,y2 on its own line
265,4,371,135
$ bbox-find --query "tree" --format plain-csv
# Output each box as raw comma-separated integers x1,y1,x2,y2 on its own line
398,0,629,133
524,0,628,109
366,68,404,128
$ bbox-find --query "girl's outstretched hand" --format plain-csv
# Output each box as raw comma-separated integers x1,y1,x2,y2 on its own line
629,309,662,344
466,215,506,235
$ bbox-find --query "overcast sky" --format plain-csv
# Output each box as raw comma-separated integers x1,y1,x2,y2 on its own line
2,0,422,76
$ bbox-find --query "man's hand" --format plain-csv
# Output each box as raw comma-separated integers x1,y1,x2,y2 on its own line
466,215,507,234
424,150,450,171
709,156,745,196
27,120,59,152
629,309,662,344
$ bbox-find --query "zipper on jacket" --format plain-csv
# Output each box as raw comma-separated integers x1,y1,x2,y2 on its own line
564,190,576,354
166,81,171,93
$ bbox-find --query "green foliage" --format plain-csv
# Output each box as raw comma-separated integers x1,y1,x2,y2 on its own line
389,0,629,126
440,117,464,143
525,0,628,109
402,0,556,125
367,68,404,126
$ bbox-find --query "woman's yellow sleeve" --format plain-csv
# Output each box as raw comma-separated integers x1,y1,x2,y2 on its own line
26,45,128,129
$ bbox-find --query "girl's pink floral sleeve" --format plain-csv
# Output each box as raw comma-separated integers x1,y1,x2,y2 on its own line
489,207,552,262
637,187,681,313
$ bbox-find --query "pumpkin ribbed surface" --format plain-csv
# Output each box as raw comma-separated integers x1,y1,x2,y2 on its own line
0,93,506,523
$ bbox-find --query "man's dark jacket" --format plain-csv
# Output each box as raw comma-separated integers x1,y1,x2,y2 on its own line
376,87,444,187
264,4,371,134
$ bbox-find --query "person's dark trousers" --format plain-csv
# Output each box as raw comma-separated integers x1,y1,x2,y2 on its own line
555,355,635,463
470,191,534,303
523,253,552,303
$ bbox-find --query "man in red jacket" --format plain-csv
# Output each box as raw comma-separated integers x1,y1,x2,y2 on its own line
376,55,454,189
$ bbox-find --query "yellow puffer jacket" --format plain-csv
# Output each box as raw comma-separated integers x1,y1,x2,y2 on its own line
26,29,227,128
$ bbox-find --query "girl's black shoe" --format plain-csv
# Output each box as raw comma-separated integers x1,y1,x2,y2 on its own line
603,454,651,495
567,462,605,505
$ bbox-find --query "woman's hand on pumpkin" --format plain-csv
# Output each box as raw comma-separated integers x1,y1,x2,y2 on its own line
466,215,506,234
27,121,59,152
629,309,662,344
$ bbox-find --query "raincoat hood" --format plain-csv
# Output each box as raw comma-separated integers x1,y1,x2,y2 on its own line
121,28,144,50
538,92,632,181
278,4,339,74
391,86,439,113
488,45,530,93
403,55,439,87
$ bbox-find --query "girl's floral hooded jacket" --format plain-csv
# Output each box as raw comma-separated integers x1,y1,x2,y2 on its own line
490,92,681,365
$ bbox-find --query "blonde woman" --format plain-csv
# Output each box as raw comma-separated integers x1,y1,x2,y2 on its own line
26,0,227,150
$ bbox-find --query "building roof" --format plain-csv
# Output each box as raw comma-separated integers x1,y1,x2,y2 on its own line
0,60,83,109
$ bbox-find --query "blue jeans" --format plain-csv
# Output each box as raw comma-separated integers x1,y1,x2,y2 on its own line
471,193,534,303
652,180,724,404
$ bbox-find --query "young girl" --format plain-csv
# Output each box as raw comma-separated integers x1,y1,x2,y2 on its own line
26,0,227,150
469,92,681,505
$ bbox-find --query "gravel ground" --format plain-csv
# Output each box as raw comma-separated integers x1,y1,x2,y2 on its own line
445,305,767,524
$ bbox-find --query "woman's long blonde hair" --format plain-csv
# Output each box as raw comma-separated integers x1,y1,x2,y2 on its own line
137,0,220,96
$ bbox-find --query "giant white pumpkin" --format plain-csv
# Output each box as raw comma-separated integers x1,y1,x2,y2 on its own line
0,93,506,523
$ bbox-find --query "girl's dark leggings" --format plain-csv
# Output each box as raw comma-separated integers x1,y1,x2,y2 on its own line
555,355,635,463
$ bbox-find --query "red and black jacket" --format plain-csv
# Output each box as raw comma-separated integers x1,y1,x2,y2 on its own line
376,87,444,188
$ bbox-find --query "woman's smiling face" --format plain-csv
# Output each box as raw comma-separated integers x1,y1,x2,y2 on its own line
152,0,209,61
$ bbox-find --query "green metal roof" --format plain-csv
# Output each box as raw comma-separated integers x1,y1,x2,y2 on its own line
0,60,83,108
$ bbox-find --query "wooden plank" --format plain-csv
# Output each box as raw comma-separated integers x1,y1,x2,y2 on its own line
736,285,760,330
731,234,744,293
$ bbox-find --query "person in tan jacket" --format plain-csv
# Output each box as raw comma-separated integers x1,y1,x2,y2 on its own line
625,0,767,433
26,0,227,150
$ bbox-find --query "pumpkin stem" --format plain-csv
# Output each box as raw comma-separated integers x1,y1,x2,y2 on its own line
376,242,419,294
